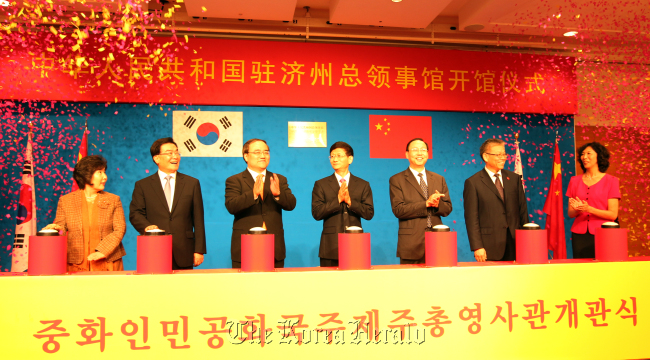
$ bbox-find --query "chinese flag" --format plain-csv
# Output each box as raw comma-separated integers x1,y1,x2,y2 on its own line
70,126,88,192
369,115,432,159
543,140,567,259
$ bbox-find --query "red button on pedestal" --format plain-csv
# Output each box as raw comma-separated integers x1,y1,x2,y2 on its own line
516,229,548,264
339,233,371,270
137,234,173,274
28,235,67,276
241,234,275,272
425,232,458,267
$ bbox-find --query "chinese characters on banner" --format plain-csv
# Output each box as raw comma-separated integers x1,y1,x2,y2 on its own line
3,37,576,114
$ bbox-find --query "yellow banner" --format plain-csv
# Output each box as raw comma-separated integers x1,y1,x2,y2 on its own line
1,261,648,359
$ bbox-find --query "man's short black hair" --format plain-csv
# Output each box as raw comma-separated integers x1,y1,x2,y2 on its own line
150,138,177,164
479,138,505,159
405,138,429,151
330,141,354,157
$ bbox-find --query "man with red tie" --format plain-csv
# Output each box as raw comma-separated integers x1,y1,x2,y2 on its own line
225,139,296,269
312,141,374,267
389,138,452,264
463,138,529,262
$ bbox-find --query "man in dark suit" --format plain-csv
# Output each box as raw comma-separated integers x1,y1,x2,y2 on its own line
129,137,206,270
389,138,452,264
312,141,374,267
463,138,529,261
225,138,296,268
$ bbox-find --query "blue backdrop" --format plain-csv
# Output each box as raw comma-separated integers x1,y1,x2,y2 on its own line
0,103,575,270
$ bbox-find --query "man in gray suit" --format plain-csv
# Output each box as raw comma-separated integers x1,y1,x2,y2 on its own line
389,138,452,264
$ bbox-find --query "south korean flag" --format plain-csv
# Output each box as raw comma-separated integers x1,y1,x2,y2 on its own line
173,111,243,157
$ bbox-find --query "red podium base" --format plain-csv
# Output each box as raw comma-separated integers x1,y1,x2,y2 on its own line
136,235,172,274
516,229,548,264
28,235,67,275
595,228,629,262
425,232,457,267
241,234,275,272
338,233,371,270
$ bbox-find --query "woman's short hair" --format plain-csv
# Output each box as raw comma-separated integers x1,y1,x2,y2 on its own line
73,155,107,189
576,142,610,173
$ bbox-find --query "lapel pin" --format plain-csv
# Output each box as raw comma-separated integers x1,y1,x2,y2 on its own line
507,177,510,180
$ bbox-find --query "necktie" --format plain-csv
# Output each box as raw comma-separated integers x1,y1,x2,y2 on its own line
257,174,266,229
257,174,264,200
494,173,504,200
418,173,432,228
164,175,172,211
340,178,350,230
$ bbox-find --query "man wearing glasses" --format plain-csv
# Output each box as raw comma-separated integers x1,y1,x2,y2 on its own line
129,137,207,270
225,138,296,268
463,138,529,262
389,138,452,264
312,141,374,267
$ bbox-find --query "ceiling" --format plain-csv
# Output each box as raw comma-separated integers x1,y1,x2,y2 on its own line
170,0,649,58
34,0,650,59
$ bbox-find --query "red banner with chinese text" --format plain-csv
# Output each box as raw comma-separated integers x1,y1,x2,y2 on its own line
0,36,576,113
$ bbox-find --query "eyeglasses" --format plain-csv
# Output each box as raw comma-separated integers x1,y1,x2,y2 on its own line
329,154,349,160
159,151,181,157
247,150,270,156
409,148,428,153
485,152,508,158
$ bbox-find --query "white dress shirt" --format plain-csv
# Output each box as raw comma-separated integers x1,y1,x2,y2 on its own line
484,167,503,184
409,167,427,186
334,172,351,186
248,168,267,200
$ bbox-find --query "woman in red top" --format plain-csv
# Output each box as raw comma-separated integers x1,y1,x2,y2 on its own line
566,142,621,258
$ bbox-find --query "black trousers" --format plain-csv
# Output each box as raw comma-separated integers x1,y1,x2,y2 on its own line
172,258,193,270
498,230,517,261
320,258,339,267
572,231,595,259
400,257,425,265
232,260,285,269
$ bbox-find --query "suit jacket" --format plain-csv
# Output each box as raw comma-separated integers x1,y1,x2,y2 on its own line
129,172,206,268
389,168,452,260
312,174,374,259
225,170,296,261
463,168,529,260
54,190,127,264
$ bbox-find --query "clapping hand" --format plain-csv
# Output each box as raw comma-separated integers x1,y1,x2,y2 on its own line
270,174,281,197
569,197,589,212
339,181,351,206
254,174,264,200
426,190,445,208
